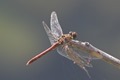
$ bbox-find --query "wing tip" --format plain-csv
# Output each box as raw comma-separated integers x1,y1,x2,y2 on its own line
51,11,57,18
51,11,56,15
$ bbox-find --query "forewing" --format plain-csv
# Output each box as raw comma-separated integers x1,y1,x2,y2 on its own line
50,11,63,37
63,45,91,78
57,44,92,67
68,47,93,67
43,21,57,45
68,40,101,60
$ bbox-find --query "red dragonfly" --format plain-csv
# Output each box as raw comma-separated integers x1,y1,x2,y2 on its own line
26,11,120,78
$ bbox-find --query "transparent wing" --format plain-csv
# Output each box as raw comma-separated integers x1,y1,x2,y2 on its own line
50,11,63,37
68,46,93,67
68,40,101,60
42,21,57,45
66,47,91,78
57,44,91,78
57,44,93,67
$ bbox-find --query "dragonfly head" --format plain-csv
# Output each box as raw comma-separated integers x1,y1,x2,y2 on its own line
69,31,77,39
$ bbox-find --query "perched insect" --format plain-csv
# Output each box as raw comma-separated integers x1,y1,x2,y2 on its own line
26,11,120,78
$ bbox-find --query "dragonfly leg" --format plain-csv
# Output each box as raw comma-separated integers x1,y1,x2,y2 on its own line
82,66,91,78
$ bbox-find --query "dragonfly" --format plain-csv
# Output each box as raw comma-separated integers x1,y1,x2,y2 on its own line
26,11,120,78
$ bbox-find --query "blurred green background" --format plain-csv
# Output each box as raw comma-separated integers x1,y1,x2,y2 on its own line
0,0,120,80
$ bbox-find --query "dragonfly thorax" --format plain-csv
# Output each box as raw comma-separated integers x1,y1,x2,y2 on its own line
57,31,77,44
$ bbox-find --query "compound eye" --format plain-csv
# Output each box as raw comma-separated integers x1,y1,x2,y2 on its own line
72,32,77,39
69,31,77,39
69,31,72,35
